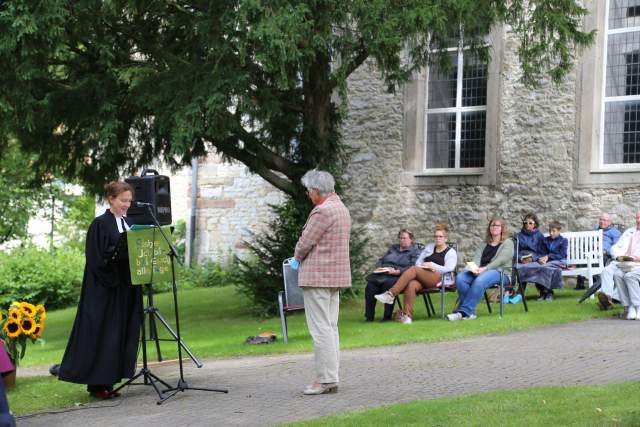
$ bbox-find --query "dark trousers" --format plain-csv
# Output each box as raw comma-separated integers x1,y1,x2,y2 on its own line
0,379,15,427
364,276,400,321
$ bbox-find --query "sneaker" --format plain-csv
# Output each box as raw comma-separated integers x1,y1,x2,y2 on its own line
374,291,395,305
627,306,638,320
502,294,511,305
597,293,613,311
545,292,554,302
509,294,523,304
401,314,413,324
446,312,463,321
536,294,546,301
462,314,477,320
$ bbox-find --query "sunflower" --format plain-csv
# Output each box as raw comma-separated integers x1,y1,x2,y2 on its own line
4,319,21,338
9,301,20,311
39,311,47,321
30,322,44,339
20,302,37,318
20,317,36,335
35,304,45,314
9,309,21,322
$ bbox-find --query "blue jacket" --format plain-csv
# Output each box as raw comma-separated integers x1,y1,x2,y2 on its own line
375,244,420,273
516,229,545,261
542,235,568,262
592,225,622,254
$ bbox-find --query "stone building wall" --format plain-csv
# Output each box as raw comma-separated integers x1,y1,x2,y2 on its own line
189,154,284,263
341,30,640,268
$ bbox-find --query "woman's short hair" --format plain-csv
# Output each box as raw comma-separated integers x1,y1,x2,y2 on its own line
434,223,449,235
397,228,414,241
104,181,134,200
522,212,540,229
301,169,335,196
485,217,509,243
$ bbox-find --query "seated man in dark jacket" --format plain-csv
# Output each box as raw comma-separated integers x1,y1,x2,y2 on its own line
364,229,420,321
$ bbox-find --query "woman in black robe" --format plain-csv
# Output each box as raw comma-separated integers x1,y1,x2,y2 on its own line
59,181,142,399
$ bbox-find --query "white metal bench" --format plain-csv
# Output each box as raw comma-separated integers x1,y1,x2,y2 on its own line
559,229,604,289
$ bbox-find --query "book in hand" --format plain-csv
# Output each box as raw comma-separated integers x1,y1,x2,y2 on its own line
420,262,436,271
373,267,391,274
617,255,636,262
519,253,533,264
466,261,479,271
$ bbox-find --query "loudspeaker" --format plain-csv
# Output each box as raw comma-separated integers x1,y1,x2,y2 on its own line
125,169,172,225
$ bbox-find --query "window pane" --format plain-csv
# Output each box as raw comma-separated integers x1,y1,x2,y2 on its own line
606,33,640,97
603,101,640,164
609,0,640,30
427,53,457,109
462,55,487,107
426,113,456,168
460,111,486,168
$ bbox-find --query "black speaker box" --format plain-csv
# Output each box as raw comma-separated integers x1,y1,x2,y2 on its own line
125,169,172,225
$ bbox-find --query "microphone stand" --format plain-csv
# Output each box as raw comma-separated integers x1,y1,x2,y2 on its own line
143,205,228,404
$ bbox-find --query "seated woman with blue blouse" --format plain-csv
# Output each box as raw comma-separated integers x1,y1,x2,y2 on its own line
447,217,514,321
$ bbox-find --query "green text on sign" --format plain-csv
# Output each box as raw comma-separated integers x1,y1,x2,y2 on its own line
127,226,173,285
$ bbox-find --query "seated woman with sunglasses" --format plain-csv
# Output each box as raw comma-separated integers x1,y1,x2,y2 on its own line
447,218,513,321
510,213,545,302
375,223,457,324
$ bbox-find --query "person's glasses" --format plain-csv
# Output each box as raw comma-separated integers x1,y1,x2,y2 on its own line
490,224,502,228
434,235,446,239
523,221,535,225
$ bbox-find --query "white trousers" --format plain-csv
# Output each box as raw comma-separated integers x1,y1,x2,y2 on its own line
600,263,620,300
612,267,640,307
303,287,340,384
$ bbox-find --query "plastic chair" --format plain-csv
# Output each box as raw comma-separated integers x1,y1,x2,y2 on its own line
278,258,305,344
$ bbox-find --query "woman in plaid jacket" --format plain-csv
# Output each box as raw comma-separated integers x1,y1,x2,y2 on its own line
294,170,351,396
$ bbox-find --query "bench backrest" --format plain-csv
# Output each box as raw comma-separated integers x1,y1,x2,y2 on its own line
282,258,305,308
562,229,604,268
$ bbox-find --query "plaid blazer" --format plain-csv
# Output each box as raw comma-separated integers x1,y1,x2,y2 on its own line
295,194,352,288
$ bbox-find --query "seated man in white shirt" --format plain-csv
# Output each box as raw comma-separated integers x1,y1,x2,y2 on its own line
599,210,640,319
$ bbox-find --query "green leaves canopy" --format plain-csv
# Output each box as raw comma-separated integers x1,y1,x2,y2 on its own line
0,0,594,195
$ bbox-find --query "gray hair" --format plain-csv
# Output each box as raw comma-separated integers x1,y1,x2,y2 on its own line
301,169,335,196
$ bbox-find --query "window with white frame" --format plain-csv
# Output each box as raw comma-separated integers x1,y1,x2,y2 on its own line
602,0,640,165
424,44,488,171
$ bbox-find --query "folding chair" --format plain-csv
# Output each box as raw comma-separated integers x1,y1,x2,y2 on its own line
278,258,305,344
482,269,508,318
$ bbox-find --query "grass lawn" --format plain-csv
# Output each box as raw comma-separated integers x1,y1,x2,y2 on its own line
283,381,640,426
23,284,617,367
8,284,619,416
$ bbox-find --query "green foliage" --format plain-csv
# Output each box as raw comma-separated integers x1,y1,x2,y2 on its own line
172,219,187,259
0,139,46,244
235,196,369,317
0,247,84,309
0,1,594,196
54,191,96,251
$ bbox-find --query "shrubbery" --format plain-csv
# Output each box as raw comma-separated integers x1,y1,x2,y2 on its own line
0,247,84,309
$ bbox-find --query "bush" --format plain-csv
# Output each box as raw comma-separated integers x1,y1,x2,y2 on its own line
0,247,84,309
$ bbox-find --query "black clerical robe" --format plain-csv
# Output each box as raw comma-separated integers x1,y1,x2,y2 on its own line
59,210,142,387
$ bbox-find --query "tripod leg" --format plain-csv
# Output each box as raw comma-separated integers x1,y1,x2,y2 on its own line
150,309,203,368
146,284,163,362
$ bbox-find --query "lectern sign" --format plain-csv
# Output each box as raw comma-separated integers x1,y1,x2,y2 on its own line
127,226,173,285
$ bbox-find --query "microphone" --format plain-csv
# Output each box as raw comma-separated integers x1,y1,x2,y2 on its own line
133,201,153,208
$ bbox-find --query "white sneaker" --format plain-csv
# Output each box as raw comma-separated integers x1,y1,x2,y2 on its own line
374,291,395,305
635,306,640,320
401,315,413,324
447,312,463,321
627,306,638,320
462,314,477,320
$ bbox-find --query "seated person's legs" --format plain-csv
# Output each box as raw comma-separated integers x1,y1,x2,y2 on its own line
454,270,508,319
364,276,398,321
622,270,640,320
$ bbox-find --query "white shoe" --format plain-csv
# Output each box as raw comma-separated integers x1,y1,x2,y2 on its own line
447,312,463,321
462,314,477,320
627,306,637,320
635,306,640,320
401,315,413,324
374,291,395,305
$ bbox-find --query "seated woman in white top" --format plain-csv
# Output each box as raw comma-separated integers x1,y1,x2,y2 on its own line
375,223,457,324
